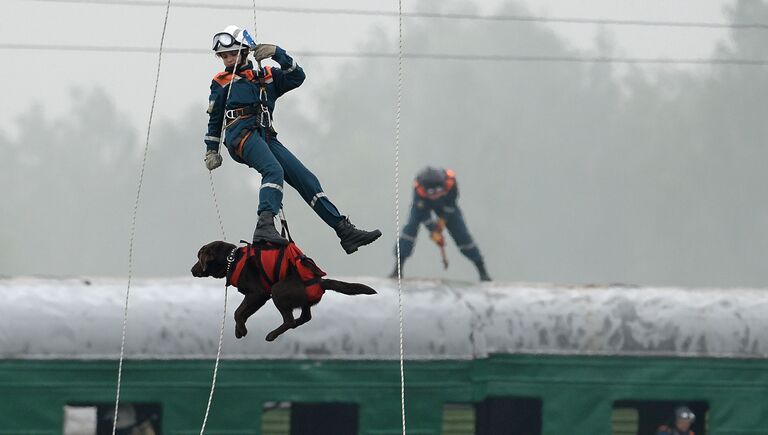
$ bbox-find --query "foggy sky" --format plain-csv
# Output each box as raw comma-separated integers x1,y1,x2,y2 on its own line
2,0,768,287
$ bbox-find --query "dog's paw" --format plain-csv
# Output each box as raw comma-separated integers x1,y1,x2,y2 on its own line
235,323,248,339
265,331,279,342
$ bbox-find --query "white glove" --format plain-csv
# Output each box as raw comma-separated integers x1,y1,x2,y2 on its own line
253,44,277,62
205,150,222,171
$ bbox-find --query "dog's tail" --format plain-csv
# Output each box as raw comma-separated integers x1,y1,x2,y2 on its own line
321,279,377,295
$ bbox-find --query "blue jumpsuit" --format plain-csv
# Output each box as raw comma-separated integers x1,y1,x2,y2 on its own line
204,47,343,228
397,170,485,267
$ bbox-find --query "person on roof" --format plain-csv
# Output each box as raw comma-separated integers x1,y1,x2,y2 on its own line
391,166,491,281
203,25,381,254
656,406,696,435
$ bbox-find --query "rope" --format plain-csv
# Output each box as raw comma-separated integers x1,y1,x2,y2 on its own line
199,21,254,435
32,1,768,30
112,0,171,433
252,0,258,41
201,160,229,435
394,0,406,433
207,171,227,241
198,258,231,434
8,43,768,66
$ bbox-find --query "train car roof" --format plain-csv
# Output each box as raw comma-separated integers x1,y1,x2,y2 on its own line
1,276,766,360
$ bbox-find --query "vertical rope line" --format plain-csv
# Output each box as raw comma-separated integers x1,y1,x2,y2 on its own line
394,0,406,433
112,1,171,434
208,171,227,241
200,172,228,435
198,270,230,434
208,29,247,240
252,0,258,41
200,33,250,435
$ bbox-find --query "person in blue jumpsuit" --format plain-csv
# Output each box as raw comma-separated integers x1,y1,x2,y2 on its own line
203,26,381,253
391,166,491,281
656,407,696,435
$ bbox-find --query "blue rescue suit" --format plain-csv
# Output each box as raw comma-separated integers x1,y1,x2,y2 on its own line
397,169,485,266
204,47,343,228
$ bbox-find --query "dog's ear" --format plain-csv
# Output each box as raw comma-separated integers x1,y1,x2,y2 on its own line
199,248,213,274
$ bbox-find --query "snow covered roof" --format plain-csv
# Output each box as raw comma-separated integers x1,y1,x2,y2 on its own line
1,277,767,360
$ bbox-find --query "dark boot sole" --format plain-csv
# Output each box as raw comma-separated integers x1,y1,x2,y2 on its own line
341,230,382,254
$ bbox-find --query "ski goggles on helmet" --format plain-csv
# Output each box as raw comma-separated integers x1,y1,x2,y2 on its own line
677,411,695,421
212,32,245,52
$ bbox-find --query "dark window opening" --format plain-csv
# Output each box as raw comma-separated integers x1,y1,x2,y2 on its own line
475,397,542,435
613,400,709,435
261,401,359,435
290,402,358,435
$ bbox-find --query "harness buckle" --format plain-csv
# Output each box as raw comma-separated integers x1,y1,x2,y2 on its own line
258,105,272,128
225,109,238,120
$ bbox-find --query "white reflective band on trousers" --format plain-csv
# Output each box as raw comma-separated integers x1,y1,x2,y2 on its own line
205,135,220,142
310,192,327,207
261,183,284,192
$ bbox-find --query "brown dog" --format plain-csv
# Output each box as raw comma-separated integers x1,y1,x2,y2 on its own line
191,240,376,341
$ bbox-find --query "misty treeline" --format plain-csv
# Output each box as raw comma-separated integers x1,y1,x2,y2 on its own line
2,0,767,287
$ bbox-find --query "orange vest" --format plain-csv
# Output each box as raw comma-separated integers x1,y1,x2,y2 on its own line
228,242,326,303
415,169,456,200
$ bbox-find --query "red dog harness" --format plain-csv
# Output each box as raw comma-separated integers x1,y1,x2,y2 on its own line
228,242,326,303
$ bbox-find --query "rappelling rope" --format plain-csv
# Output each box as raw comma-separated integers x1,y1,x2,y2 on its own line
112,1,172,434
199,6,263,432
197,251,230,435
394,0,407,433
199,33,250,435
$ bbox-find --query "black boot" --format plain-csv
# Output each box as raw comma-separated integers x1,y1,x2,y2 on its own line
334,217,382,254
476,261,492,282
253,211,289,245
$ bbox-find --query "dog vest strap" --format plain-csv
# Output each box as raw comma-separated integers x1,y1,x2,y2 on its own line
250,245,269,288
302,277,322,286
272,246,286,286
229,246,249,287
280,218,294,242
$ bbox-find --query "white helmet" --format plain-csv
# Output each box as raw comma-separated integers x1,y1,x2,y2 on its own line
211,25,255,53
